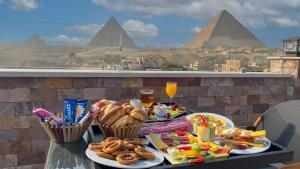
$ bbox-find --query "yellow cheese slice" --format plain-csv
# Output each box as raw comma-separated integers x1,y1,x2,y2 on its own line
250,130,266,137
149,133,169,150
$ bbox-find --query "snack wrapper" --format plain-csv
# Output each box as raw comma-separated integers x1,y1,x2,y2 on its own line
64,99,77,125
32,108,64,125
139,116,193,136
75,100,87,123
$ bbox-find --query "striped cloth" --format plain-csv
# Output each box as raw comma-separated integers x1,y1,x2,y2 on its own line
139,116,193,136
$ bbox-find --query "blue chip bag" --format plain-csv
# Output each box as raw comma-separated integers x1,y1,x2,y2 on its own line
75,100,88,123
64,99,77,125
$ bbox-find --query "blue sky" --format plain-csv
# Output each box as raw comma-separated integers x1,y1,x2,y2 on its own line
0,0,300,48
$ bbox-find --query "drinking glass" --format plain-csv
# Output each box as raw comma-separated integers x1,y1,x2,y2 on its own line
140,89,154,109
166,82,177,103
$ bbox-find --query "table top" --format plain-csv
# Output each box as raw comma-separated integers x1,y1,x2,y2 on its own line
44,126,293,169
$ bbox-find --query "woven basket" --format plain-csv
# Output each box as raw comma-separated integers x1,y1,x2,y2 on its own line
40,117,93,143
96,119,143,139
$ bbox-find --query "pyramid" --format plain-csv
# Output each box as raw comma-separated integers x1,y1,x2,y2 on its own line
88,16,136,48
24,34,46,47
186,10,265,49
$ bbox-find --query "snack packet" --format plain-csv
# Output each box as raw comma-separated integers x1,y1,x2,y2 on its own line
64,99,77,125
32,108,64,125
75,100,88,123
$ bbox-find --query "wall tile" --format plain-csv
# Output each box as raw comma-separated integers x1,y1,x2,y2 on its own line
0,103,16,116
241,86,256,95
253,104,269,114
9,88,30,102
97,78,121,87
208,86,225,96
143,78,163,87
83,88,105,100
247,95,261,105
0,154,17,168
201,78,233,86
15,102,44,116
73,77,97,88
45,78,72,88
234,78,264,86
31,139,50,152
198,97,215,107
30,89,57,102
121,78,143,87
57,89,83,101
17,151,46,166
189,87,208,96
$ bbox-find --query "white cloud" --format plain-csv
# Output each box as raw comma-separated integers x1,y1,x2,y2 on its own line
269,17,299,27
91,0,300,28
65,24,103,36
47,34,87,45
191,26,201,33
122,19,158,38
11,0,38,11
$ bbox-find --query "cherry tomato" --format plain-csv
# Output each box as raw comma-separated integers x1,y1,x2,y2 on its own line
190,156,205,163
178,146,192,151
201,145,210,151
215,149,230,154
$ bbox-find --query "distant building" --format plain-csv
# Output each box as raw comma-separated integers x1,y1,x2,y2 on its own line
214,60,241,72
136,56,166,69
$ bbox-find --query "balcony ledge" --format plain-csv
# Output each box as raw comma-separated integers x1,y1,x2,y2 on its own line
0,69,291,78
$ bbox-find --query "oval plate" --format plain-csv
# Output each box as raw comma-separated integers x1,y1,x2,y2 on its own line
85,146,164,169
186,112,235,135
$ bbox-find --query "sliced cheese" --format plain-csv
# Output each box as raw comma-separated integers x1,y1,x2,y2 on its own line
149,133,169,150
250,130,266,137
226,139,265,148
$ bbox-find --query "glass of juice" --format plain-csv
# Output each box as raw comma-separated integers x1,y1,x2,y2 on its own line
166,82,177,103
140,89,154,109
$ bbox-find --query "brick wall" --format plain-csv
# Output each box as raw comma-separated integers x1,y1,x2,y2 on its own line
0,76,292,168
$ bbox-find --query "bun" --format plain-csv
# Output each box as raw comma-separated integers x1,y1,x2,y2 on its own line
130,108,146,122
102,106,125,125
112,115,134,128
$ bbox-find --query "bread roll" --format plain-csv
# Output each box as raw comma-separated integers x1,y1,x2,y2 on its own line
130,108,146,122
112,115,134,128
102,106,125,125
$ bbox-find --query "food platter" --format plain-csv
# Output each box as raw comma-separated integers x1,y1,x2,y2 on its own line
228,137,271,154
85,146,164,169
186,112,235,135
146,103,188,122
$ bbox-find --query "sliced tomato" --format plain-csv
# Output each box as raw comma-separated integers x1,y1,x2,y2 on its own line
238,135,253,142
175,130,186,136
201,145,210,151
178,145,192,151
215,148,230,154
190,156,205,163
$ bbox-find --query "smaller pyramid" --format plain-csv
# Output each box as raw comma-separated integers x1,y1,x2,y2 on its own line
186,10,265,49
24,34,46,47
88,16,136,48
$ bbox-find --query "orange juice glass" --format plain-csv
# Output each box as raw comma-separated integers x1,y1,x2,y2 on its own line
166,82,177,103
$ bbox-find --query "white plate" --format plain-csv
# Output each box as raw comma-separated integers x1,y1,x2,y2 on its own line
145,134,181,164
85,146,164,169
186,112,235,135
229,137,271,154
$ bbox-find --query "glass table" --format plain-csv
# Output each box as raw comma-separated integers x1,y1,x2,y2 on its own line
44,126,293,169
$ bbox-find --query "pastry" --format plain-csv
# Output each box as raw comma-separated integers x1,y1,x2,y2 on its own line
134,146,155,160
116,153,139,165
130,108,146,122
103,140,122,153
102,106,125,125
88,143,103,151
96,150,115,160
124,138,142,145
122,103,134,115
112,115,134,128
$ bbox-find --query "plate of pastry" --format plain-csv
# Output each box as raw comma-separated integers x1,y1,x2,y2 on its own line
86,137,164,169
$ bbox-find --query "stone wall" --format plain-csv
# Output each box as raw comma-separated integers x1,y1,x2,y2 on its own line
0,76,292,168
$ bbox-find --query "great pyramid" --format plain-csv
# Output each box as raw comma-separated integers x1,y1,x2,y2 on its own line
186,10,265,49
88,16,136,48
24,34,46,47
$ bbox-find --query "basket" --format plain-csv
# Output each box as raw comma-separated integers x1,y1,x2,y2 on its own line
40,116,93,143
96,119,143,139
